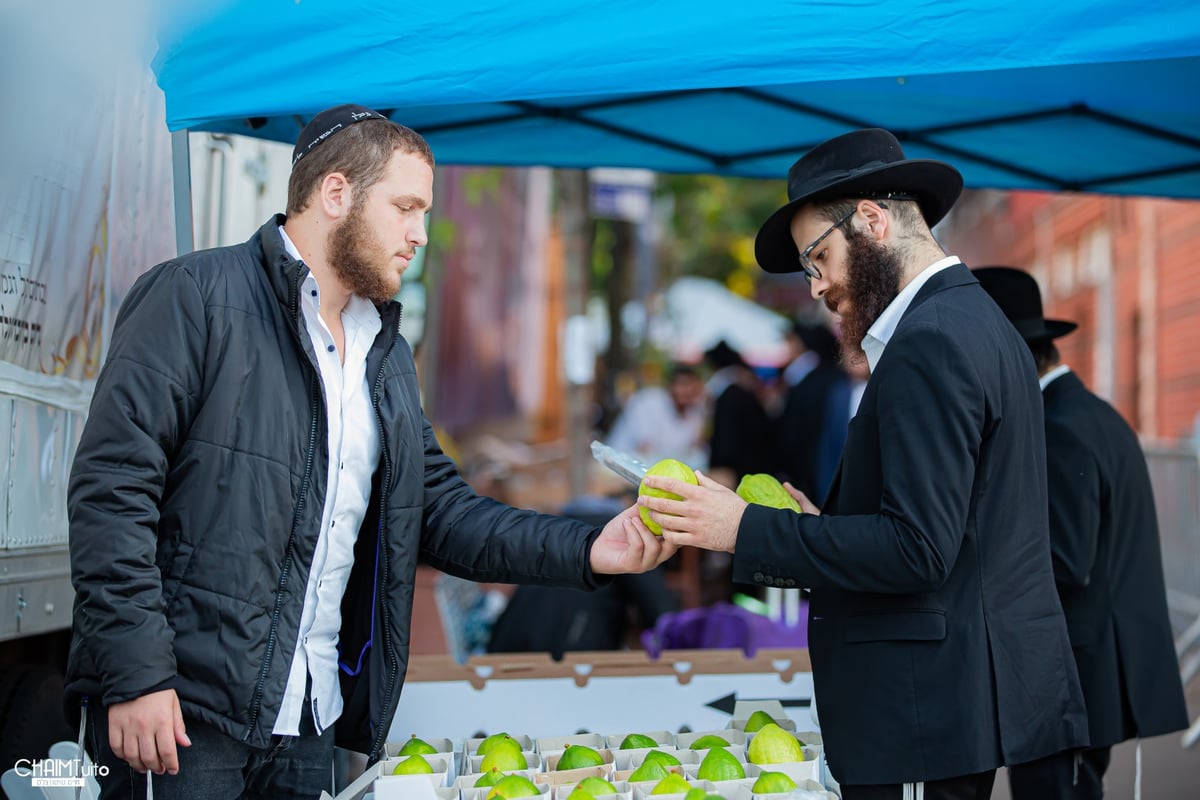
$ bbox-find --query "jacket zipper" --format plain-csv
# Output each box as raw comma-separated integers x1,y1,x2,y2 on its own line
244,275,322,742
367,310,402,761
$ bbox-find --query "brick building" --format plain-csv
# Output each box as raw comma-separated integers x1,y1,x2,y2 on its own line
938,190,1200,442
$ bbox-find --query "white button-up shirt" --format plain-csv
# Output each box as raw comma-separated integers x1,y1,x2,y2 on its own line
862,256,961,372
274,228,382,736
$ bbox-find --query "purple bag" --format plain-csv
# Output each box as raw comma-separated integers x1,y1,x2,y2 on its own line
641,602,808,658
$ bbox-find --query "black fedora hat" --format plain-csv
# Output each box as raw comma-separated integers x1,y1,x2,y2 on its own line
972,266,1077,342
755,128,963,274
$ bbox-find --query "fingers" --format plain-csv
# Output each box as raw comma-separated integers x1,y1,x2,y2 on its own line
782,482,821,515
158,720,182,773
693,470,728,491
109,690,185,775
640,475,703,499
147,728,173,775
622,516,647,561
637,494,690,527
174,696,192,748
109,725,127,769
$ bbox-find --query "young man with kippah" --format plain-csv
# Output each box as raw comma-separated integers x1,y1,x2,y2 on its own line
66,104,675,800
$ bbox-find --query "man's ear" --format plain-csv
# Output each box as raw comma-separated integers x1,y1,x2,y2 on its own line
318,172,352,220
857,198,889,241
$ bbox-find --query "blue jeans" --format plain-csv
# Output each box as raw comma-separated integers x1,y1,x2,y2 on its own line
87,695,335,800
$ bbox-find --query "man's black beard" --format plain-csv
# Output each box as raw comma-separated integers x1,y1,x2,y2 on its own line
837,228,903,366
327,199,397,304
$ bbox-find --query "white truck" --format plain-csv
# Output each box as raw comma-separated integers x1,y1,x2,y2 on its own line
0,2,178,769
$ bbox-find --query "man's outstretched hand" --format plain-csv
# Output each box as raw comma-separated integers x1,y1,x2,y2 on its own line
589,503,678,574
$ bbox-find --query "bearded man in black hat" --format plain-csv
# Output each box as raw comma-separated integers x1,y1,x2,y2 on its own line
640,129,1088,798
65,104,675,800
974,267,1187,800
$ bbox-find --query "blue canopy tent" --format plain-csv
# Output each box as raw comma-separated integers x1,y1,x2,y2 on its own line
155,0,1200,199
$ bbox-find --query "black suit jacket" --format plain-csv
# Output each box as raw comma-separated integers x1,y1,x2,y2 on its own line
734,264,1088,785
1042,370,1187,746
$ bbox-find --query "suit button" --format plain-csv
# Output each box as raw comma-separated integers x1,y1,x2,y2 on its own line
753,572,764,582
785,578,796,588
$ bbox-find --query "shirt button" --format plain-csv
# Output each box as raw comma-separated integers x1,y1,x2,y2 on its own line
331,520,336,528
310,290,317,297
326,344,335,352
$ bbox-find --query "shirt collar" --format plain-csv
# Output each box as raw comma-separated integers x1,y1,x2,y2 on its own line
279,225,304,264
862,255,961,372
280,226,380,330
1040,363,1071,391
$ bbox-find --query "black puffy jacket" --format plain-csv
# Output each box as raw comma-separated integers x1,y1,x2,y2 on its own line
66,217,600,758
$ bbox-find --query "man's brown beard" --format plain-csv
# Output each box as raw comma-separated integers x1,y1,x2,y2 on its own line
327,198,399,304
829,227,903,366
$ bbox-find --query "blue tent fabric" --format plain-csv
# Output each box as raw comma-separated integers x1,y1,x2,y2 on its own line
154,1,1200,196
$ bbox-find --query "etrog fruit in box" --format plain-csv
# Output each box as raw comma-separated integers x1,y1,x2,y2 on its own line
556,744,604,770
642,749,681,768
650,773,692,795
751,770,798,794
618,733,659,749
628,760,669,783
486,774,540,798
747,723,804,764
576,776,618,796
481,746,528,772
478,732,521,755
687,734,731,750
397,735,439,756
696,746,745,781
474,767,505,787
743,709,778,732
391,754,434,775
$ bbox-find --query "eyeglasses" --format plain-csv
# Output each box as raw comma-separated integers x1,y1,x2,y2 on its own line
798,207,859,284
797,196,911,284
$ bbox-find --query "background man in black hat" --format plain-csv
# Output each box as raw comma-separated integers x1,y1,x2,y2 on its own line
702,339,772,489
974,266,1188,800
640,128,1087,799
65,103,674,799
774,319,846,505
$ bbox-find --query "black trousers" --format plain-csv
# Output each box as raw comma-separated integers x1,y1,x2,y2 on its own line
86,694,334,800
1008,747,1112,800
840,769,997,800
